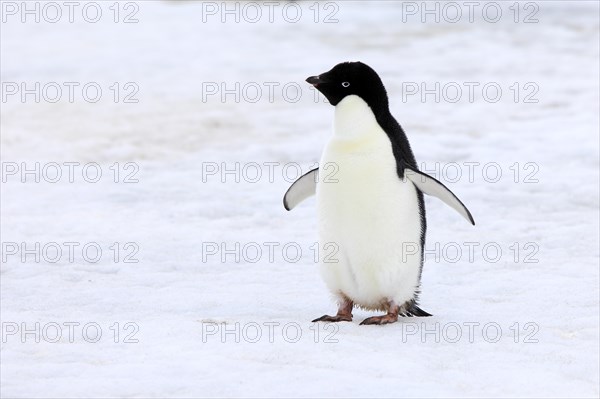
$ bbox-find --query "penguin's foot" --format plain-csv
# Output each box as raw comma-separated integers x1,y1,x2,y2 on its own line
360,301,400,325
312,314,352,323
359,313,398,325
312,298,353,323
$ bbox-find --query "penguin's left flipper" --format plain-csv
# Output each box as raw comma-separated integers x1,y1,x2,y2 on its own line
404,165,475,226
283,168,319,211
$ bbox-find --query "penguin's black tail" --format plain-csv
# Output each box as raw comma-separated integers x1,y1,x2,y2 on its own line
402,305,432,317
409,306,432,317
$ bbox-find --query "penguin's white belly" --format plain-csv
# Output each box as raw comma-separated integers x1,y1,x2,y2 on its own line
316,96,422,310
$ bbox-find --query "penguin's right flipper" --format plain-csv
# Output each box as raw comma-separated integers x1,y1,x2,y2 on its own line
283,168,319,211
404,165,475,225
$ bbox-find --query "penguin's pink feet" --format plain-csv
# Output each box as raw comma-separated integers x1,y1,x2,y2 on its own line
312,314,352,322
360,313,398,325
312,298,353,323
360,301,399,325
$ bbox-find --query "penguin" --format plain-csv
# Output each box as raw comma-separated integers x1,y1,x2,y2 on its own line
284,61,475,325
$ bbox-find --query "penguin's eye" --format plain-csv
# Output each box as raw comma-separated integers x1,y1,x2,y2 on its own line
342,82,350,88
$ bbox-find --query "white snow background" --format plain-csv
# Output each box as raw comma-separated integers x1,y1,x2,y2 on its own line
1,1,599,397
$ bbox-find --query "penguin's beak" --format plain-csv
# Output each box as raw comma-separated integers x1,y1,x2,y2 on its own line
306,75,326,87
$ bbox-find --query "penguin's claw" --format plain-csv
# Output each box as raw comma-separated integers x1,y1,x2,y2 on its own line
359,314,399,325
313,298,354,322
312,314,352,323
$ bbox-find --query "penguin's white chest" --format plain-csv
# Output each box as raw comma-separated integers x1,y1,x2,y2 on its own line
317,95,422,310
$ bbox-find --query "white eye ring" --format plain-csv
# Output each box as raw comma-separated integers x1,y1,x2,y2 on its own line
342,82,350,87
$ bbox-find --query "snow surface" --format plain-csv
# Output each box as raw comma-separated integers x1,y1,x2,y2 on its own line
1,1,599,397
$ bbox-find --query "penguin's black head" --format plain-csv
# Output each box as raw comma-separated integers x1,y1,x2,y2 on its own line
306,61,388,109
